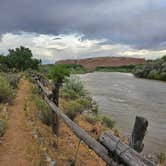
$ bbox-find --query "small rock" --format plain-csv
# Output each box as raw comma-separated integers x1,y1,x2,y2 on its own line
34,134,38,139
50,160,56,166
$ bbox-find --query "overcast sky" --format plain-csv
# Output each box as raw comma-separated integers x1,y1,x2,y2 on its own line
0,0,166,63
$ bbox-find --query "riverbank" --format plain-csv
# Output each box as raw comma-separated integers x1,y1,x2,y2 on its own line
40,63,136,75
133,56,166,81
95,65,135,73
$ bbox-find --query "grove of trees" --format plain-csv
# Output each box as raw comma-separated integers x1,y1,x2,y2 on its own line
133,55,166,81
0,46,41,71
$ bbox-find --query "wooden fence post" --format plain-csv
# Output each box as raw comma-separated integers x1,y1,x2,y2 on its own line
129,116,148,152
51,84,60,135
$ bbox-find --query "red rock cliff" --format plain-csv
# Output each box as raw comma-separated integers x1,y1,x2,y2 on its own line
56,57,145,69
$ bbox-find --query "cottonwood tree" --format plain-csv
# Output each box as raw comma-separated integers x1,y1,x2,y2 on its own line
4,46,41,71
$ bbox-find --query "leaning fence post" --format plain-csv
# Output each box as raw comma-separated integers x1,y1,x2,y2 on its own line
51,84,60,135
129,116,148,152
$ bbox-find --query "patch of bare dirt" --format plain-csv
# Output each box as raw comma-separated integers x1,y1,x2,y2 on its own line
0,79,40,166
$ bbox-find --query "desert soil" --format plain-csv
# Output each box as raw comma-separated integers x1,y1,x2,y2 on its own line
0,79,37,166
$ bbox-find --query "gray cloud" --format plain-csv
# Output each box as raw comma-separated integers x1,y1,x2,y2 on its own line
0,32,165,64
0,0,166,50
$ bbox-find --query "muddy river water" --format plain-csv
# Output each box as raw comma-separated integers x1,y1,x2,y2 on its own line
79,72,166,154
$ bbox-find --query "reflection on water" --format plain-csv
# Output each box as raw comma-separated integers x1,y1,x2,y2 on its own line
79,72,166,154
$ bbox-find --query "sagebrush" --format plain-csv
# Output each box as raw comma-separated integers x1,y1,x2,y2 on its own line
0,75,14,103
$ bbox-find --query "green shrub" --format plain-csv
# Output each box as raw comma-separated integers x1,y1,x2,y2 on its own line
61,75,99,119
84,115,99,125
77,97,99,115
90,100,99,115
0,75,14,103
133,55,166,81
91,106,99,115
147,69,157,79
156,153,166,165
63,64,89,74
0,63,8,72
133,67,144,77
29,84,40,95
96,65,136,73
0,119,7,137
35,98,53,126
61,76,86,100
160,72,166,81
76,97,91,110
61,88,79,100
64,109,77,121
0,104,3,112
101,116,115,129
113,128,121,137
5,73,20,88
64,100,84,120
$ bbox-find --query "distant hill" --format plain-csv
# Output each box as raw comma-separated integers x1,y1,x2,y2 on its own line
56,57,145,69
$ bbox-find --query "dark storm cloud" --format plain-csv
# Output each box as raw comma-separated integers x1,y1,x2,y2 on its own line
0,0,166,49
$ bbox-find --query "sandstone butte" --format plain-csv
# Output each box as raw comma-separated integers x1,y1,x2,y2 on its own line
56,57,145,69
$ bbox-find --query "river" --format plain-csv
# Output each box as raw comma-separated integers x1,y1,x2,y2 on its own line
78,72,166,154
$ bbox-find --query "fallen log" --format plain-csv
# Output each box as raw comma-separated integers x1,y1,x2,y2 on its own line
99,131,155,166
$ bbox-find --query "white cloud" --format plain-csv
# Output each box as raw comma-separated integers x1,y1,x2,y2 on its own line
0,32,165,63
122,48,166,59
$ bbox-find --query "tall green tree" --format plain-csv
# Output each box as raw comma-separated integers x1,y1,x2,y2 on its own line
0,55,8,71
48,64,70,135
49,64,70,106
5,46,41,71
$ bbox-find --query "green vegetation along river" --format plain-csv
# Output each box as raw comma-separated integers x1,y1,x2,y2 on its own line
78,72,166,154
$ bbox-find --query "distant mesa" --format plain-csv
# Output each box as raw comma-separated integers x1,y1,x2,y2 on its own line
55,57,145,69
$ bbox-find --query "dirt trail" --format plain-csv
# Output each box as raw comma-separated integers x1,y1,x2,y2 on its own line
0,79,35,166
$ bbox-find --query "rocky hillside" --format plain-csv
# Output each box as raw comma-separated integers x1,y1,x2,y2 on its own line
56,57,145,69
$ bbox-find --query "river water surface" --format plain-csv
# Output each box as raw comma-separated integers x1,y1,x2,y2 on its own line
78,72,166,154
